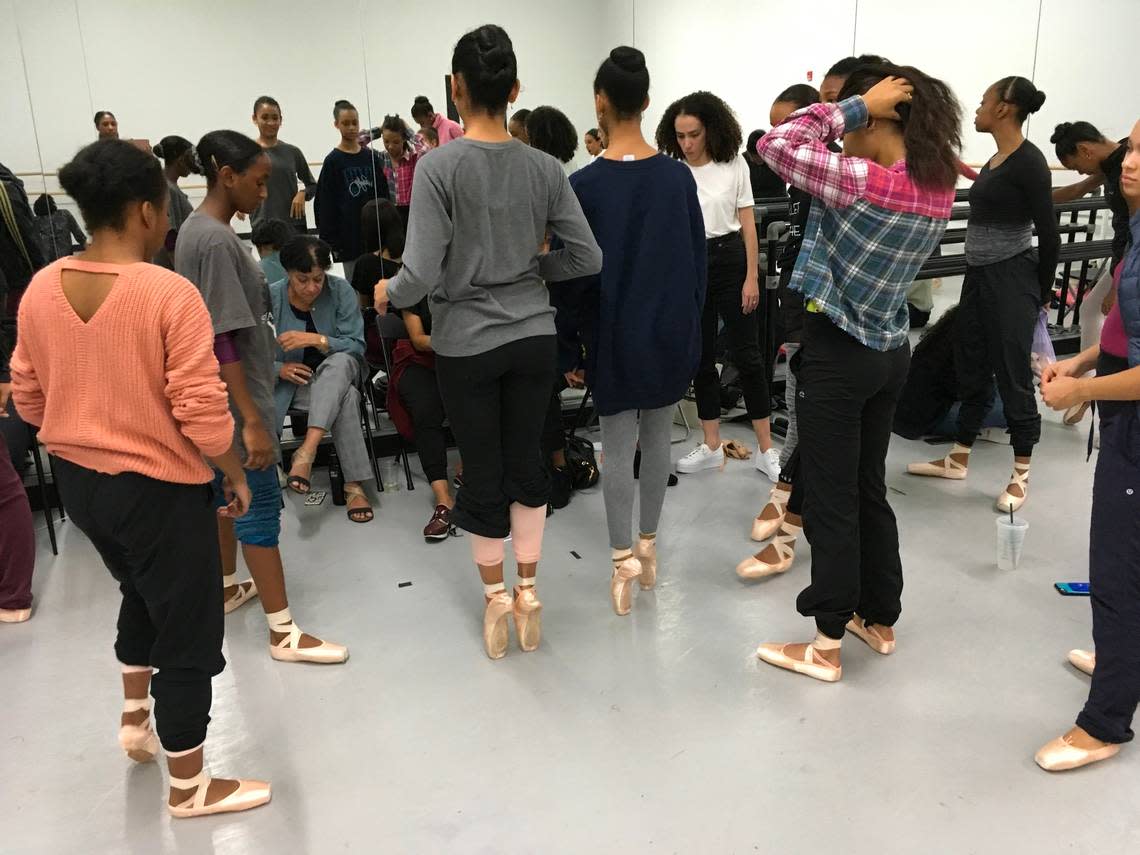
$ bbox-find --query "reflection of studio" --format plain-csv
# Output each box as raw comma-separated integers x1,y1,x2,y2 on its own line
1,0,1138,850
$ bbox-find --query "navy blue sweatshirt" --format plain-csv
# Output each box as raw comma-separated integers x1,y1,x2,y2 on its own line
568,155,706,416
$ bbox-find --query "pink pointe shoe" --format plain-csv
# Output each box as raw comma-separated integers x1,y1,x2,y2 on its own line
610,554,643,616
1068,649,1095,676
736,522,800,580
119,698,159,763
845,615,895,655
513,586,542,653
756,641,841,683
633,536,657,590
751,485,790,542
0,607,32,623
483,591,514,660
167,770,272,819
1035,730,1120,772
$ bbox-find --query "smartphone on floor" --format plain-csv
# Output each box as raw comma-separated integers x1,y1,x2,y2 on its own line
1054,582,1090,596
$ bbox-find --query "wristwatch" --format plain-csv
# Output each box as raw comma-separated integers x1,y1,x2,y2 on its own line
319,335,329,351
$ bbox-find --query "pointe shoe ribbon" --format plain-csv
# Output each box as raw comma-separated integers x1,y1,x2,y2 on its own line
119,697,159,763
167,770,272,819
723,439,751,460
751,485,791,542
996,464,1030,513
737,523,800,580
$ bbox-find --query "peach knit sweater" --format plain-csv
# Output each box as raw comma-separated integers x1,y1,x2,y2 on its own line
10,257,234,484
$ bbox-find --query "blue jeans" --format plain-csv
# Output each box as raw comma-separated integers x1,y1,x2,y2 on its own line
210,466,282,548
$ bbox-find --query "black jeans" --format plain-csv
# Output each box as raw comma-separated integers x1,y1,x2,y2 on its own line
1078,385,1140,744
397,362,449,484
54,458,225,752
435,336,555,537
795,313,910,639
955,251,1041,457
694,232,770,421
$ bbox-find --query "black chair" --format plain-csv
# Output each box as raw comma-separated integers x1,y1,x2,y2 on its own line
373,312,418,491
25,424,65,556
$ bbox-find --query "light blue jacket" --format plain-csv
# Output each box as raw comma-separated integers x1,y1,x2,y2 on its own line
268,273,365,430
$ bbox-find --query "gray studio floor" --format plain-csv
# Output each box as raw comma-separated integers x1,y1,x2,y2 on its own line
3,282,1138,854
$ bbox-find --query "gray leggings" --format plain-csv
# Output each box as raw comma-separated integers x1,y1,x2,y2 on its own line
599,405,675,549
778,342,801,472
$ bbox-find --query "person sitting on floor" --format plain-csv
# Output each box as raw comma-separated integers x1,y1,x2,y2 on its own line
269,235,374,523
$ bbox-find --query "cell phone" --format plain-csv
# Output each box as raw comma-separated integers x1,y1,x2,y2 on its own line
1054,582,1090,596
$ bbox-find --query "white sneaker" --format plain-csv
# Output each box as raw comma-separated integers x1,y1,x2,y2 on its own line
676,442,725,474
755,447,782,482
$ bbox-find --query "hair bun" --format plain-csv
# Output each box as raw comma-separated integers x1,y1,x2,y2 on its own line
609,46,646,74
414,95,429,104
1030,90,1046,113
152,141,166,158
1050,122,1071,144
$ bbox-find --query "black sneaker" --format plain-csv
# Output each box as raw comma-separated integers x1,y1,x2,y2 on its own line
453,472,465,489
550,467,573,509
633,449,679,487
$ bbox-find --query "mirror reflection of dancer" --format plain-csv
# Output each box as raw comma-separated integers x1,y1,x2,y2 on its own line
11,139,270,818
251,96,318,234
571,47,705,616
178,130,347,665
752,64,962,683
374,25,601,660
1035,118,1140,773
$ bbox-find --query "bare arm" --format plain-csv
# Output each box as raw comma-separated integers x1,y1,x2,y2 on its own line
738,204,760,314
1052,174,1104,204
402,310,433,353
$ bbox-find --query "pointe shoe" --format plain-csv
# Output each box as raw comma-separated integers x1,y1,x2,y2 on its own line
751,485,791,542
483,592,514,660
610,555,642,616
845,615,895,655
756,642,841,683
168,770,272,819
513,586,542,653
223,578,259,615
1063,401,1091,426
268,617,348,664
0,607,32,623
1035,732,1120,772
736,522,800,580
907,451,968,480
119,698,159,763
996,464,1030,513
1068,649,1096,676
634,537,657,590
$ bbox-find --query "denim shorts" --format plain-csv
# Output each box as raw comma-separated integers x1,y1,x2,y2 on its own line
210,466,282,548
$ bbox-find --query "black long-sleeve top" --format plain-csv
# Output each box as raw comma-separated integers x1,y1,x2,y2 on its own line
967,140,1060,296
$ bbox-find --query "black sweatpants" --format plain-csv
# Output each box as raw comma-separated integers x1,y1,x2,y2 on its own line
694,232,770,421
795,313,910,639
541,373,570,460
54,458,225,752
435,336,555,538
1077,382,1140,744
397,362,449,485
955,251,1041,456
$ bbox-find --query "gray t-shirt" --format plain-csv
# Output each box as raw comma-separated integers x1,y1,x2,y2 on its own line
174,211,280,462
386,138,602,357
252,141,317,226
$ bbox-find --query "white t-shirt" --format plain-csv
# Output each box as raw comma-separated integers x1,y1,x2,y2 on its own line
688,155,753,239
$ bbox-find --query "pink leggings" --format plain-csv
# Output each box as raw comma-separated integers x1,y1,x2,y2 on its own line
471,502,546,566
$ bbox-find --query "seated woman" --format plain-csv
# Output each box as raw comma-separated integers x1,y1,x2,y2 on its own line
268,235,374,522
387,299,458,540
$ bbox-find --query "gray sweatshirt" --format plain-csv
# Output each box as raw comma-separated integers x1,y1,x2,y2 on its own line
386,138,602,357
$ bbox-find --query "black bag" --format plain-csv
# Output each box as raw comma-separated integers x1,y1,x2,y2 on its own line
565,388,600,490
565,434,599,490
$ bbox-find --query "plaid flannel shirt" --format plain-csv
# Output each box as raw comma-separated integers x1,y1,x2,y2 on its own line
756,97,954,351
380,137,428,206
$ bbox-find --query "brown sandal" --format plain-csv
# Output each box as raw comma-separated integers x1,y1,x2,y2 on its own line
344,484,374,523
287,447,316,494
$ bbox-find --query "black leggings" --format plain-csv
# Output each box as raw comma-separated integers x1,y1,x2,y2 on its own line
397,362,449,484
435,335,556,537
694,232,770,421
54,458,225,752
542,373,570,460
955,252,1041,456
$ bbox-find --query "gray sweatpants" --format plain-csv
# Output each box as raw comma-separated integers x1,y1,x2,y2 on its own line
778,342,800,473
292,352,373,483
599,405,675,550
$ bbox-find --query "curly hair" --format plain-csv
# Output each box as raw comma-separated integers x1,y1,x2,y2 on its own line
655,91,742,164
526,106,578,163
